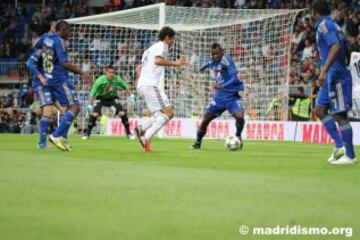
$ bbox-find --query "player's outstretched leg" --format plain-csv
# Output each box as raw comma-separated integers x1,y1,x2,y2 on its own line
50,110,75,151
60,120,73,151
56,106,71,149
192,112,217,149
135,125,143,138
315,107,344,162
60,118,71,140
332,113,356,164
59,105,80,151
83,114,98,140
135,116,156,147
50,105,80,151
136,115,156,136
58,114,66,140
233,112,245,149
142,108,173,152
135,116,156,149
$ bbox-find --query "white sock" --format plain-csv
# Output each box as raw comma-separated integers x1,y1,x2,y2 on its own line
144,113,169,141
141,115,156,131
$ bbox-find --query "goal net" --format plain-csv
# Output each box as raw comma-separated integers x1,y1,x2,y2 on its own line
66,3,302,131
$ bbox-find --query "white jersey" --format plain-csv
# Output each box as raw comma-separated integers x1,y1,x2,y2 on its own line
137,41,169,90
350,52,360,118
350,52,360,95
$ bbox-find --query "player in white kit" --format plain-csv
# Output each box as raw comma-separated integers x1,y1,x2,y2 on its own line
349,52,360,118
135,26,187,151
346,22,360,119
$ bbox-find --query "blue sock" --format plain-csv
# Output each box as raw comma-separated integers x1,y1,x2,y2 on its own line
52,111,75,138
321,115,343,148
339,122,355,159
39,116,50,145
59,115,68,140
61,124,71,139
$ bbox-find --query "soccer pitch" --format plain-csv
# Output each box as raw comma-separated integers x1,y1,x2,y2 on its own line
0,134,359,240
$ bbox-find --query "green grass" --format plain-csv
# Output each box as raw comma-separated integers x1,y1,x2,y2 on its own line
0,134,359,240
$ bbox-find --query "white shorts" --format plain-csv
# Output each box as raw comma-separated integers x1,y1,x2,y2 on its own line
137,85,170,113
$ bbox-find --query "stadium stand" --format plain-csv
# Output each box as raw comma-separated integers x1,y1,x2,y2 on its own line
0,0,359,133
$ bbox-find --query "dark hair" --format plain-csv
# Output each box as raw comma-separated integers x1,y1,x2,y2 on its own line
159,26,175,41
311,0,331,15
56,20,70,31
105,65,115,70
346,21,359,37
297,87,305,94
211,43,222,50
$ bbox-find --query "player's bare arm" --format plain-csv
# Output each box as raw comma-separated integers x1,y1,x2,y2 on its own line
37,74,47,86
63,62,92,82
154,57,188,67
213,82,223,90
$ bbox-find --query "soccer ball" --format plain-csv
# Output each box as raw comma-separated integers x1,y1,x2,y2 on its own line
224,135,241,151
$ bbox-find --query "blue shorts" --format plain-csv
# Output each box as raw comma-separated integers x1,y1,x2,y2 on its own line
48,81,79,106
316,70,352,114
33,85,54,107
205,95,244,117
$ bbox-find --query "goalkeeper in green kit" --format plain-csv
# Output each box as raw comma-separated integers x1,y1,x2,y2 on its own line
82,65,136,139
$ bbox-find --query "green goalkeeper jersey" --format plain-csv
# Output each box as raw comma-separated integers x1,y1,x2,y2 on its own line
89,75,128,100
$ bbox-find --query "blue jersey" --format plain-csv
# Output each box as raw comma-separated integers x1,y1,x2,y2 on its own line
315,16,352,114
26,49,55,107
26,49,43,89
35,33,69,84
315,16,349,76
34,32,53,49
202,53,244,100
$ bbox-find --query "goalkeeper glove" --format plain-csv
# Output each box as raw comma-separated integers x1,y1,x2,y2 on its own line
129,94,136,105
86,104,93,114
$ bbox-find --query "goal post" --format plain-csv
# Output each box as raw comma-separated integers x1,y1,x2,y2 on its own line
66,3,303,132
